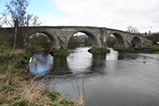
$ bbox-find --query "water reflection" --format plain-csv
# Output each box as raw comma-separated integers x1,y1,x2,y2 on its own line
118,52,139,60
87,54,107,76
29,47,159,106
29,47,118,76
29,53,53,76
50,56,72,75
106,48,118,60
67,47,92,73
91,54,106,68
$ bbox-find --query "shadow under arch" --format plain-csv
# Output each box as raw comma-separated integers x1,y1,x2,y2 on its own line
108,33,125,48
28,31,57,49
68,30,98,48
131,37,141,48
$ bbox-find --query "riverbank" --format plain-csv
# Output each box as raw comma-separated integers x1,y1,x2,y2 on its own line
114,44,159,53
0,46,83,106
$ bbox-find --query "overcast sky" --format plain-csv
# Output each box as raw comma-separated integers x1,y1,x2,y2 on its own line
0,0,159,33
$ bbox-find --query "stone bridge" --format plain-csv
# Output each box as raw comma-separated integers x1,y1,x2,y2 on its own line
0,26,152,49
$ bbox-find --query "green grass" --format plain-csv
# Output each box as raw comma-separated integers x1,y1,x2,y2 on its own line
114,45,159,53
0,95,8,104
0,85,15,93
50,49,70,56
45,90,60,102
143,44,159,50
44,90,76,106
28,45,45,54
18,100,28,106
88,48,110,54
133,44,159,53
59,98,74,106
0,51,32,75
0,50,83,106
0,45,12,54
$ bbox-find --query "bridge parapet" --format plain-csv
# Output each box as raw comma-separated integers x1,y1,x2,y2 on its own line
0,26,152,49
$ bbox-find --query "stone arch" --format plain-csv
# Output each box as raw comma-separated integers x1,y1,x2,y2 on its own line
68,30,98,48
106,34,118,48
108,33,125,48
131,37,141,48
28,31,58,49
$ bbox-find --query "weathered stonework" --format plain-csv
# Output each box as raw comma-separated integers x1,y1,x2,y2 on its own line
0,26,152,49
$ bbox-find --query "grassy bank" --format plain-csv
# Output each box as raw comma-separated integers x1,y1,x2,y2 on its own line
27,45,71,56
50,49,70,56
138,45,159,51
0,46,83,106
114,45,159,53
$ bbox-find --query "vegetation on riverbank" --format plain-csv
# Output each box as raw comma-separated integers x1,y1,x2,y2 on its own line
140,44,159,50
114,47,135,52
27,43,70,56
114,44,159,53
134,45,159,53
88,48,110,54
50,49,70,56
0,46,13,54
0,46,83,106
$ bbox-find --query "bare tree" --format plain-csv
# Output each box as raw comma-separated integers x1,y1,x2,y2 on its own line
32,16,42,26
2,0,41,56
24,14,41,52
0,13,13,27
0,15,12,46
24,14,41,26
127,25,140,34
3,0,29,57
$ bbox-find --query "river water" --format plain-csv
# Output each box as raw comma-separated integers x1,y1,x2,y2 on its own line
29,47,159,106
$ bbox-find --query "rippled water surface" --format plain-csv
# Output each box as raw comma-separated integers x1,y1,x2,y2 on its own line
29,47,159,106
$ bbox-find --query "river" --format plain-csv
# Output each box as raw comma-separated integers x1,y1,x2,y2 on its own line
29,47,159,106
